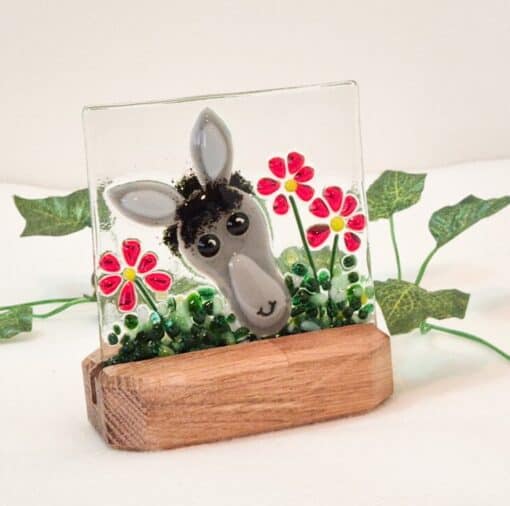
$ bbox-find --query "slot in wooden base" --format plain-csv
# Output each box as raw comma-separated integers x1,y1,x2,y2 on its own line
83,323,393,451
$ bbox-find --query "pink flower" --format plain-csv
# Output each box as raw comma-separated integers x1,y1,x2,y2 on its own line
257,152,315,215
97,239,172,312
306,186,366,252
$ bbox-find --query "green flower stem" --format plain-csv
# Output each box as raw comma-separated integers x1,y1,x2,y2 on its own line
420,321,510,361
415,246,439,285
32,297,94,319
389,215,402,280
134,278,160,315
329,234,339,276
289,195,318,280
0,297,84,311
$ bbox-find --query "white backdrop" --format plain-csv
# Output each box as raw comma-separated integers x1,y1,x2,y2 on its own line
1,0,510,189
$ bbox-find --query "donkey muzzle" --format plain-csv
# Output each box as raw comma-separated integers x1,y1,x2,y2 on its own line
228,253,290,336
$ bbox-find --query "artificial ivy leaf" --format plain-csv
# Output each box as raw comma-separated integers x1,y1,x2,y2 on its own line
429,194,510,247
426,289,470,320
14,189,91,236
0,306,33,339
374,279,469,335
367,170,426,220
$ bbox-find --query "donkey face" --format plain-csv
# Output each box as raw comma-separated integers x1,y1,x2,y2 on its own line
106,108,291,336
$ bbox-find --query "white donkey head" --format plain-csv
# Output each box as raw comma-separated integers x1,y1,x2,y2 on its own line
106,108,291,336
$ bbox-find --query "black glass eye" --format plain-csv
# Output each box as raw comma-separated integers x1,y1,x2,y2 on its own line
226,212,250,236
197,234,220,257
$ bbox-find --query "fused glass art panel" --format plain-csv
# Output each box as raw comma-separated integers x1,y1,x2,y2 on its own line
84,82,376,363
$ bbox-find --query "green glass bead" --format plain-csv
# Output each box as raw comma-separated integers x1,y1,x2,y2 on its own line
226,313,236,323
233,326,250,339
166,296,176,311
284,275,296,295
350,297,362,311
342,306,354,318
347,284,363,299
187,292,203,312
158,344,175,357
149,324,165,340
358,309,368,319
150,312,161,325
348,271,359,283
192,308,206,324
342,255,357,270
363,303,375,314
327,299,338,319
291,305,306,317
204,299,215,315
300,319,321,332
107,333,119,345
209,315,229,334
124,314,139,330
120,334,130,345
198,286,216,300
164,319,180,337
113,324,121,335
317,269,330,284
291,262,308,276
302,274,320,293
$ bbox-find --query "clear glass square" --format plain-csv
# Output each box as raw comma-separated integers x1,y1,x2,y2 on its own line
84,81,375,363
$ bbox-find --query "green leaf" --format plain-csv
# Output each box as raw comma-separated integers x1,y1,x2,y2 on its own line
367,170,426,220
0,306,33,339
277,246,332,273
14,189,91,236
374,279,469,335
429,194,510,247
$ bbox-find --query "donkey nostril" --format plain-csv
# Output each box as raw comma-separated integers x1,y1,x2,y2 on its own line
257,301,276,317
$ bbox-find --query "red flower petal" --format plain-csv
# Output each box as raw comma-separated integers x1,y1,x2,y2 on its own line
144,272,172,292
306,224,331,248
287,152,305,174
295,184,314,201
309,198,330,218
122,239,141,267
294,166,314,183
137,252,158,274
344,232,361,252
323,186,343,212
347,214,366,231
98,252,121,272
341,194,358,217
273,194,289,215
97,275,122,296
257,178,281,196
118,281,137,312
268,157,286,178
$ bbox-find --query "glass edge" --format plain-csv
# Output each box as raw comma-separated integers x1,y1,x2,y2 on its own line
82,80,358,112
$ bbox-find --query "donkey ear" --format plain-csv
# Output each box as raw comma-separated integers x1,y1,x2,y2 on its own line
190,108,233,186
106,180,184,226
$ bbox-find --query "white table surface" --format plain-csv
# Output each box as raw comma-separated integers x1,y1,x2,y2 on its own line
0,161,509,506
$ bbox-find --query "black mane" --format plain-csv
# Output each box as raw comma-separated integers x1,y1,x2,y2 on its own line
163,171,254,256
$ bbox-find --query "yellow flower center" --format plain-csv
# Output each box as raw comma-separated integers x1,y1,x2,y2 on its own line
123,267,137,282
330,216,345,232
284,179,298,192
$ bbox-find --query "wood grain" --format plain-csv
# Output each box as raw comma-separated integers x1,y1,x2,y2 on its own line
83,323,393,451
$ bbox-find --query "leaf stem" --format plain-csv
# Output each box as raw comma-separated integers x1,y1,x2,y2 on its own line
134,278,160,314
389,215,402,280
420,321,510,361
289,195,318,280
0,297,85,311
32,297,94,319
415,246,439,285
329,234,339,276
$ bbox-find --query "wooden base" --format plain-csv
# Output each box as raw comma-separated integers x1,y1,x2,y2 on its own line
82,324,393,451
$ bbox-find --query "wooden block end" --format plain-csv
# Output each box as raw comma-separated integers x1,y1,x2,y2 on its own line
83,324,393,450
